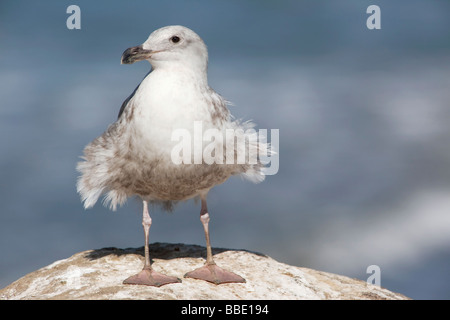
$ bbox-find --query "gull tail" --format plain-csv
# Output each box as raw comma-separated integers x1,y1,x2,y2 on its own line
76,124,128,211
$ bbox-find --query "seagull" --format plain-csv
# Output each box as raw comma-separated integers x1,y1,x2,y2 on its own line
77,25,267,286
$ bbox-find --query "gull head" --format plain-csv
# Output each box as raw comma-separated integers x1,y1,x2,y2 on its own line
121,25,208,72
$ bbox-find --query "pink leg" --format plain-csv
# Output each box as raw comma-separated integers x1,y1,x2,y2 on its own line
184,196,245,284
123,200,181,287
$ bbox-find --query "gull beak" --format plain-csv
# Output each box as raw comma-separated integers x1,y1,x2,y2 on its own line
121,45,154,64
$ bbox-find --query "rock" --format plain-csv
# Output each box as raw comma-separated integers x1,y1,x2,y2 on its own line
0,243,408,300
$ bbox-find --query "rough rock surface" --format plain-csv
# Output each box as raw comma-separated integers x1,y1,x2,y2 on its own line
0,243,408,300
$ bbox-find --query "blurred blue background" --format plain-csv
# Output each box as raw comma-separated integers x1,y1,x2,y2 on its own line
1,0,450,299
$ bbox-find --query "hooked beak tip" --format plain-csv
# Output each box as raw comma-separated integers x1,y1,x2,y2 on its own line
121,45,153,65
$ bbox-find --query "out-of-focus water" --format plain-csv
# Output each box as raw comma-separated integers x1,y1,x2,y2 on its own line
1,0,450,299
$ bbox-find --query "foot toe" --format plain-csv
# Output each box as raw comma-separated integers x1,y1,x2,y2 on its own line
123,268,181,287
184,263,245,284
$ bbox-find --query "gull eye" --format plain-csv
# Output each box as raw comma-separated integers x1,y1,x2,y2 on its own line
170,36,180,43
